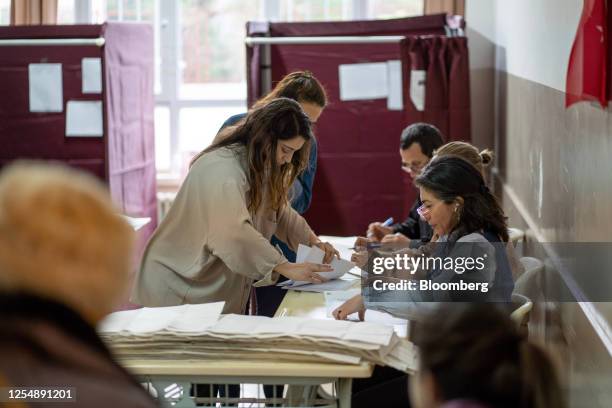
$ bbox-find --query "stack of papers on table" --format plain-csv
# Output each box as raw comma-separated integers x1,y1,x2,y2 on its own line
278,244,357,292
99,302,417,373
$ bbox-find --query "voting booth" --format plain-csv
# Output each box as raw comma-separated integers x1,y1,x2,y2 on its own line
0,23,157,245
246,14,470,236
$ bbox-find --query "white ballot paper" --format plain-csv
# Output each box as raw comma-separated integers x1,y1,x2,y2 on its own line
98,302,225,334
279,244,356,290
29,63,63,112
65,100,103,137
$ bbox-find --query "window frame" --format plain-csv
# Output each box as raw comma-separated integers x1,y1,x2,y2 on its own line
74,0,425,182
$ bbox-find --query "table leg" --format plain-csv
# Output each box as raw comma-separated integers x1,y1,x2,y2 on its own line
336,378,352,408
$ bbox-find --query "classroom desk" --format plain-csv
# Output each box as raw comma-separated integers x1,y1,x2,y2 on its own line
120,358,372,407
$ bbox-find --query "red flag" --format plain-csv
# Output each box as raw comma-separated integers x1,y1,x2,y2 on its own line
566,0,608,108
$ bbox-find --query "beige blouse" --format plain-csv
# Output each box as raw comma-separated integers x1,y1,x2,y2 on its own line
131,146,314,314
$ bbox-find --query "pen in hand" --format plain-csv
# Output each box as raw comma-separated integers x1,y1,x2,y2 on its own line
366,216,394,239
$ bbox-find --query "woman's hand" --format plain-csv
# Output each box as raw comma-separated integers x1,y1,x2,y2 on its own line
274,262,332,284
311,240,340,263
332,295,366,321
366,223,393,242
381,233,411,245
353,236,373,250
350,251,368,269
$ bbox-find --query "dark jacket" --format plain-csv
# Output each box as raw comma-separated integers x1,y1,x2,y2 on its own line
0,293,158,408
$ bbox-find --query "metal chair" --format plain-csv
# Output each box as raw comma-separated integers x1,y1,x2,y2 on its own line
510,293,533,336
515,257,544,298
507,227,525,245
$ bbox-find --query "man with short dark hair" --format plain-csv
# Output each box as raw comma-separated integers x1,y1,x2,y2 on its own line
366,122,444,246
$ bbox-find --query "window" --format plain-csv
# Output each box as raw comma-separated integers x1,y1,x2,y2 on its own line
280,0,353,21
57,0,76,23
0,0,10,24
368,0,423,19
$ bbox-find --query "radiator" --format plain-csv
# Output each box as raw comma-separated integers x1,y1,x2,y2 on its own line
157,192,176,221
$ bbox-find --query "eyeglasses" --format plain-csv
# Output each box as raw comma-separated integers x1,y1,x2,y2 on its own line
416,201,442,219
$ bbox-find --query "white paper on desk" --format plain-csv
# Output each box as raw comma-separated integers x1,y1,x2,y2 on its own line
66,100,103,137
282,279,355,292
410,70,426,111
325,289,361,318
29,63,63,112
338,62,388,101
82,58,102,93
100,302,225,334
169,302,225,333
123,305,186,334
98,308,142,333
387,60,403,110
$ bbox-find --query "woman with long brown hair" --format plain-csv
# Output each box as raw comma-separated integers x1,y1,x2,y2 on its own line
133,98,339,314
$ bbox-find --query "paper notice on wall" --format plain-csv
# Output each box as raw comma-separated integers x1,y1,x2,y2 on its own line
338,62,388,101
387,60,403,110
410,70,426,111
28,63,63,112
82,58,102,94
65,100,103,137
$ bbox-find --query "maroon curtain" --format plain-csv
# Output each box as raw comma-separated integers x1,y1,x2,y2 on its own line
400,35,471,142
103,22,158,242
0,23,157,248
245,15,471,236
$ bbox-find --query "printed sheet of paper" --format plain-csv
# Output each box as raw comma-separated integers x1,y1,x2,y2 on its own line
65,100,103,137
338,62,388,101
82,58,102,94
387,60,403,110
410,70,426,111
29,63,63,112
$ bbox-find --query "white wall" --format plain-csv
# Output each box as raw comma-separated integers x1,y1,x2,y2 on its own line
467,0,582,91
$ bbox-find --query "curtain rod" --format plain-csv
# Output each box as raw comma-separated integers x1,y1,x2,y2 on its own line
0,38,105,47
245,35,405,46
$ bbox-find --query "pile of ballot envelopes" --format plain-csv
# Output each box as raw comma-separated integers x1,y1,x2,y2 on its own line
99,302,418,373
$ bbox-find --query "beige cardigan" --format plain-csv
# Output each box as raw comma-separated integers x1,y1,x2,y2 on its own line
131,146,314,314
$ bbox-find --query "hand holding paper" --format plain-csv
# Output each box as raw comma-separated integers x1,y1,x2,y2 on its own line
280,244,356,288
311,240,340,263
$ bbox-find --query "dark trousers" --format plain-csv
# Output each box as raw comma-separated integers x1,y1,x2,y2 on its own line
351,365,411,408
192,384,240,406
257,236,295,404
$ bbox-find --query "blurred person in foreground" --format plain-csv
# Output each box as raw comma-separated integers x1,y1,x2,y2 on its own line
411,304,566,408
0,162,157,408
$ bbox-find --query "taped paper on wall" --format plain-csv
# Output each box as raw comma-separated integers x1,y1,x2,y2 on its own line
410,70,426,111
66,100,103,137
387,60,403,110
338,62,388,101
29,63,63,112
82,58,102,94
